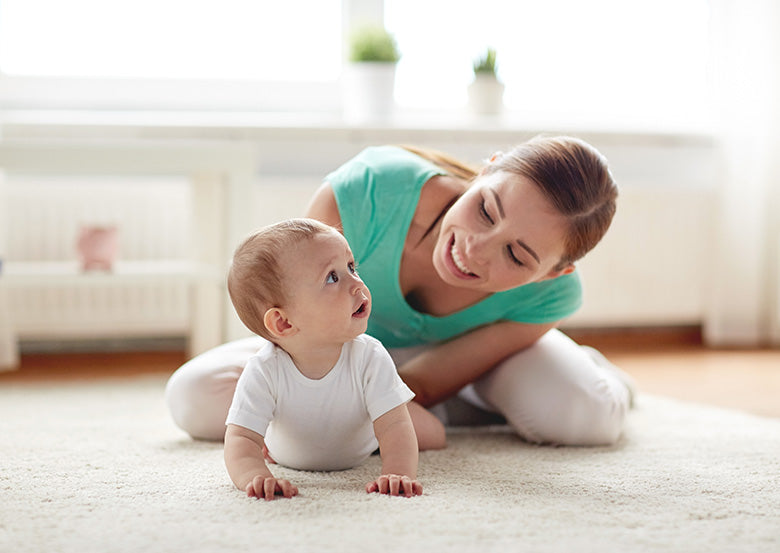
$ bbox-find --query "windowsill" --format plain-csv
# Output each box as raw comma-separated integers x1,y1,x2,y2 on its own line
0,108,714,145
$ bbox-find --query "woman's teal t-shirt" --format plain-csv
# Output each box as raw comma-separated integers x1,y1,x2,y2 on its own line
327,145,582,348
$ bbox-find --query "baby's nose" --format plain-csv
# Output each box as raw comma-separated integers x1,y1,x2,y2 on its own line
350,277,366,294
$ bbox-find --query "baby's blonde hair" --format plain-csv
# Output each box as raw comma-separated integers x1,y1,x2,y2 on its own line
227,218,333,340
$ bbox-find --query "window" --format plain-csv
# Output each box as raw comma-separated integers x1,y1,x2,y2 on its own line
386,0,711,130
0,0,341,80
0,0,711,130
0,0,343,110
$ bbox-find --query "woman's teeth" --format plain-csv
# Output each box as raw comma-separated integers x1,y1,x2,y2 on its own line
451,243,473,275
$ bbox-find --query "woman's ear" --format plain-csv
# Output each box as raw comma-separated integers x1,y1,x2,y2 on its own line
479,151,503,175
263,308,297,339
541,263,576,281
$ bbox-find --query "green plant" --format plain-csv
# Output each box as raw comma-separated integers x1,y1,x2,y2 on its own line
349,25,400,63
473,47,498,76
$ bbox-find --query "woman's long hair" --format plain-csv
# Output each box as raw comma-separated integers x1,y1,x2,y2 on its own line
404,136,617,270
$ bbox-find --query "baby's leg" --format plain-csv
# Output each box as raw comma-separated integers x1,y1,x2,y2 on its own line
406,401,447,451
472,329,634,446
165,336,267,441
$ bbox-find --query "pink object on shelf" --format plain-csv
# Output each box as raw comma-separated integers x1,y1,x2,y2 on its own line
76,225,119,271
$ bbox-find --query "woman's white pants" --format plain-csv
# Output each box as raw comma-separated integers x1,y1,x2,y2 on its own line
165,329,633,446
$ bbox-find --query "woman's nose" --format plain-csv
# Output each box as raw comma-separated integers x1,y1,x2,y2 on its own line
464,233,490,265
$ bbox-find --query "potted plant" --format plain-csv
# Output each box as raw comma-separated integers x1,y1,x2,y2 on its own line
342,25,400,123
468,47,505,116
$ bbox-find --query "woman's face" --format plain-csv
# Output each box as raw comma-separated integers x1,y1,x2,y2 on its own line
432,170,575,293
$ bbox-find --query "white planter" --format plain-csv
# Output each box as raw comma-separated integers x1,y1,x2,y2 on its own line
468,75,505,116
342,62,397,124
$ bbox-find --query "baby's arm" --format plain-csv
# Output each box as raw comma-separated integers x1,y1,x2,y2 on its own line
224,424,298,500
366,404,423,497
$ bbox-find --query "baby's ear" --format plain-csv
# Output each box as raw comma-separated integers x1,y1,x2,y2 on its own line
263,308,297,338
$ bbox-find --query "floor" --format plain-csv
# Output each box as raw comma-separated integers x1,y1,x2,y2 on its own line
2,327,779,419
567,327,780,419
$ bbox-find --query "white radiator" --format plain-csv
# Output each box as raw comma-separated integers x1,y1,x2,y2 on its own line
4,175,193,342
2,173,716,348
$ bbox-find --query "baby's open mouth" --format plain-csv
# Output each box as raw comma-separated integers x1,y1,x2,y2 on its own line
353,301,368,316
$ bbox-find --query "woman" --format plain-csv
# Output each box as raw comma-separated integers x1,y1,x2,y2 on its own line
166,136,634,446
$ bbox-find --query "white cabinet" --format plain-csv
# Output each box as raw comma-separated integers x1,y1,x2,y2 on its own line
0,139,257,369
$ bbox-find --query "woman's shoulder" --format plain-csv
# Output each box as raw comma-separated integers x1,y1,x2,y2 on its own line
328,146,443,187
413,174,467,229
332,145,420,173
419,173,467,203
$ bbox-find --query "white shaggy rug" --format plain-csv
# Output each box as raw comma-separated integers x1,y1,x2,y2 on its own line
1,374,779,553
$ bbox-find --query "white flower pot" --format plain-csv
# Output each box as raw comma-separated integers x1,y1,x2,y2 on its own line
342,62,397,124
468,75,505,116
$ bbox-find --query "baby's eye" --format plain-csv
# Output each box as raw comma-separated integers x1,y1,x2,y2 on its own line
348,262,357,274
326,271,339,284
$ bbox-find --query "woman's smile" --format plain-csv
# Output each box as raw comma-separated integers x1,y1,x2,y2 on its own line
447,235,478,280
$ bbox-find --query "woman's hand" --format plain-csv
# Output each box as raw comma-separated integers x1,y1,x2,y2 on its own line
366,474,423,497
246,475,298,501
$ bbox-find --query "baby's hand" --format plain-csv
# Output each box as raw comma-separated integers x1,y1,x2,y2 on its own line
365,474,422,497
245,475,298,501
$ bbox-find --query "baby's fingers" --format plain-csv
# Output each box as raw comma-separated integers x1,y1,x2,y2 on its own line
409,479,423,496
245,481,258,498
278,479,299,498
400,476,414,497
263,477,281,500
245,476,297,500
366,475,389,494
366,474,422,497
388,474,402,496
246,475,268,499
394,475,423,497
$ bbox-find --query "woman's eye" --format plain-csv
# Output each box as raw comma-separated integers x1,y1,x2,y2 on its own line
480,200,494,224
326,271,339,283
507,246,524,267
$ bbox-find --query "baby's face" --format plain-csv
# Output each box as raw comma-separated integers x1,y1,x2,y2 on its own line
279,230,371,345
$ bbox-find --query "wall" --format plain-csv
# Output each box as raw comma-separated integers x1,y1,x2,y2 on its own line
0,116,718,349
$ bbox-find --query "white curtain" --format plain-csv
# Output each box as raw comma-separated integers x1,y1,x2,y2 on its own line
705,0,780,346
0,169,19,368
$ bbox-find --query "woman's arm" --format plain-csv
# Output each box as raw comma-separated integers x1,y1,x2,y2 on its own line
398,320,558,407
305,182,343,230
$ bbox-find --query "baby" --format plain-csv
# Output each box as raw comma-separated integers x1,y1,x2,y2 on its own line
224,218,444,500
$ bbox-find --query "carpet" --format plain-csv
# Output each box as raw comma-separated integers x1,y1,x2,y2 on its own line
1,374,779,553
